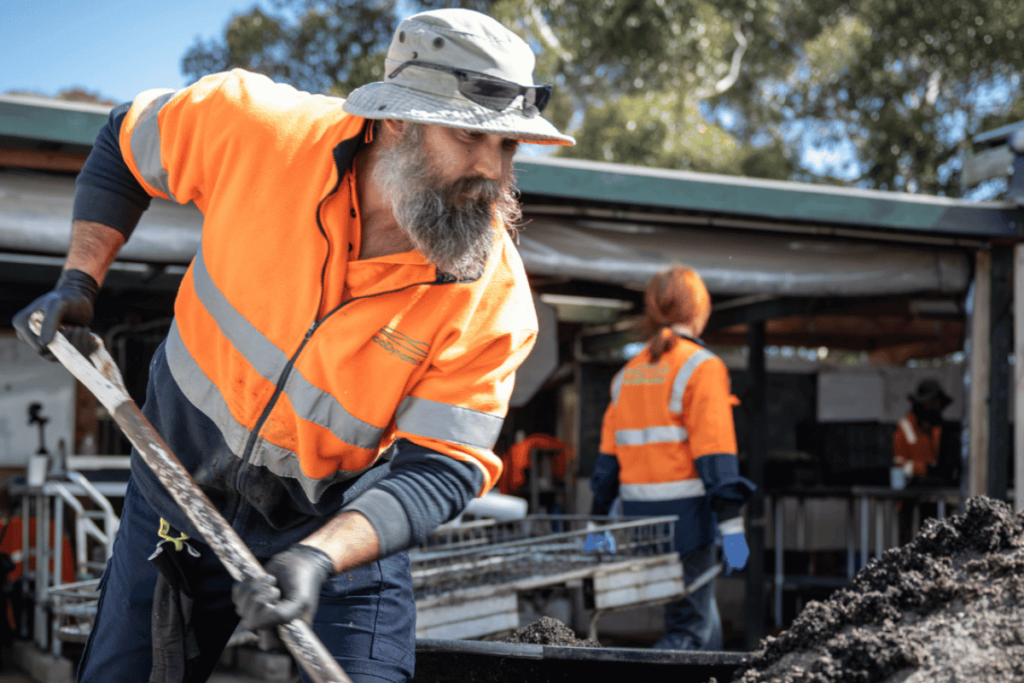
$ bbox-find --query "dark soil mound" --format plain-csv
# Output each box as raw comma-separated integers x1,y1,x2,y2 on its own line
734,496,1024,683
499,616,602,648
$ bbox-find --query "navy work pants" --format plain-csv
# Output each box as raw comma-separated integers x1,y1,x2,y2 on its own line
653,543,722,651
77,477,416,683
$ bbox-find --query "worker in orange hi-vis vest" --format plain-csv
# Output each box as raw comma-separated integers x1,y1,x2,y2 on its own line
893,379,951,480
591,266,755,651
893,379,951,545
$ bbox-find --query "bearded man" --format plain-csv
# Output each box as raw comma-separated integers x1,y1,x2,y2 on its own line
13,9,573,683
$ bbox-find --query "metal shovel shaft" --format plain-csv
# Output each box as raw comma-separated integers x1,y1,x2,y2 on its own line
36,319,351,683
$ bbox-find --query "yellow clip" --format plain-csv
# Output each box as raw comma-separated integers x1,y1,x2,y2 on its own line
158,518,191,552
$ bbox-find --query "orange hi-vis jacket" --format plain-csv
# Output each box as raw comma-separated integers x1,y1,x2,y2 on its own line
893,411,941,478
596,336,749,556
600,339,738,494
115,70,537,549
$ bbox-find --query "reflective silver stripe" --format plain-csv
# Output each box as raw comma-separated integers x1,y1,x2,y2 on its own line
396,396,503,450
165,321,253,457
610,368,625,405
668,348,716,413
248,439,370,504
166,322,373,504
283,369,386,451
620,479,706,501
191,245,385,450
129,90,178,202
615,425,688,447
898,417,917,445
191,246,290,385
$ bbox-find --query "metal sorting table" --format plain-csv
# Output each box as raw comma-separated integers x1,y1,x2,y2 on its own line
31,511,687,649
768,486,962,628
411,515,688,640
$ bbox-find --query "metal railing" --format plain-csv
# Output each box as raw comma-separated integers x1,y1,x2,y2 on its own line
411,515,677,600
10,454,127,656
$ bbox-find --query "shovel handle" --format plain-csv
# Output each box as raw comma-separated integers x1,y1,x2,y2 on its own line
33,316,352,683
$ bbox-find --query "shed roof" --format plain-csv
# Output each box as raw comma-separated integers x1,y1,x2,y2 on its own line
0,92,1017,361
3,93,1022,240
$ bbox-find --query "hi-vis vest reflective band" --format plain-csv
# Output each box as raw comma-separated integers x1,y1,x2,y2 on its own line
620,478,707,501
118,70,537,499
898,417,918,445
611,348,714,452
600,339,737,500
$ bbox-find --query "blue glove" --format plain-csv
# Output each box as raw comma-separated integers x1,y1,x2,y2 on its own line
721,532,749,576
583,530,617,554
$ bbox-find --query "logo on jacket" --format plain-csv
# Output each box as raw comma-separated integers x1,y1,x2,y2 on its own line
372,326,429,366
623,363,669,386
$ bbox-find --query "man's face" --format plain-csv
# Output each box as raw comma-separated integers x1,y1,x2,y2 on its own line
372,122,521,280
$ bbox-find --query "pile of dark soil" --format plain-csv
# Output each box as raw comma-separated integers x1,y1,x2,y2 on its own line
498,616,601,648
734,496,1024,682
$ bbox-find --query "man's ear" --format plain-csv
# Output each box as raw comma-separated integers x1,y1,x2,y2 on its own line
380,118,406,141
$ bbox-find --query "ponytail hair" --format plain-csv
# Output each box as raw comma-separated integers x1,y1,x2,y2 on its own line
642,266,711,363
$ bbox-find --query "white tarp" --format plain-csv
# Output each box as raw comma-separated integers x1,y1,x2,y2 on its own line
516,219,971,296
1,171,972,296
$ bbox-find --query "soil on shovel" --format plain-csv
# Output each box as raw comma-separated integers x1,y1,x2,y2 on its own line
498,616,602,647
733,496,1024,683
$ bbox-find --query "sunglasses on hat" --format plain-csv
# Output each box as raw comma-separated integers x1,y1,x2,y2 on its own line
388,60,553,116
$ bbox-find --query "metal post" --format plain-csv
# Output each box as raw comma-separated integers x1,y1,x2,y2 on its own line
966,253,992,500
52,494,63,657
989,245,1013,502
1015,244,1024,513
860,496,868,570
845,498,855,581
874,499,884,560
744,321,767,648
19,494,31,640
34,490,48,649
773,496,783,629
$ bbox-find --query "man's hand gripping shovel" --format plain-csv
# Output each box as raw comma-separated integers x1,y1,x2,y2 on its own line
31,315,352,683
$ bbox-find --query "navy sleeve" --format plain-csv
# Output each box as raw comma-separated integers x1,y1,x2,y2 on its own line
695,453,756,521
72,102,152,239
343,439,483,556
589,452,621,516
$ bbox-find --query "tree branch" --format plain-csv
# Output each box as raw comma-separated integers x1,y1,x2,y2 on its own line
715,21,751,95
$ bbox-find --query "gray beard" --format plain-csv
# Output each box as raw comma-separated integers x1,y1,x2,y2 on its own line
372,125,520,280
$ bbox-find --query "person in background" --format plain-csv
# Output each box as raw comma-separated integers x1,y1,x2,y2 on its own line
590,266,755,651
893,379,952,544
893,379,952,481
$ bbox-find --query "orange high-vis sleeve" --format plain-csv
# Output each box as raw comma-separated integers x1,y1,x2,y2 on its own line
682,357,739,459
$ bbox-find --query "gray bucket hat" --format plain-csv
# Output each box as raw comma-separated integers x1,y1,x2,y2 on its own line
342,9,575,146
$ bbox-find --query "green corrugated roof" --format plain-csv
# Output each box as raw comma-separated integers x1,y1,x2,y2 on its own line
3,93,1021,239
0,95,111,147
515,156,1024,239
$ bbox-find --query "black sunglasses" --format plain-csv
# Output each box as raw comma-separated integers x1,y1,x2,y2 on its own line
387,60,552,115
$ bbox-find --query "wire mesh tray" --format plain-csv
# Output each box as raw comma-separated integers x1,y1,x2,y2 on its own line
410,515,677,600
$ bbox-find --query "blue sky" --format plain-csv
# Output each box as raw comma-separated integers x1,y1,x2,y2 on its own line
0,0,274,103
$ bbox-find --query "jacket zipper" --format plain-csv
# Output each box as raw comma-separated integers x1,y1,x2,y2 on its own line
227,178,448,525
227,176,341,525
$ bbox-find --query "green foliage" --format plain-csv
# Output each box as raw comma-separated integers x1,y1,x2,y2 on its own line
487,0,805,178
185,1,399,96
179,0,1024,194
768,0,1024,194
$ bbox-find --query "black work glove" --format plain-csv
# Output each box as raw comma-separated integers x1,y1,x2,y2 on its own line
232,544,334,650
13,269,100,360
